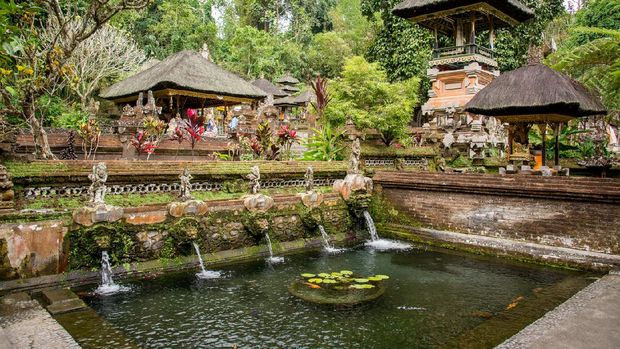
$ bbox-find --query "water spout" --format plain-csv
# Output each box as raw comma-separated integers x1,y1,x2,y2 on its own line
318,225,344,253
265,233,284,264
192,243,222,279
363,211,411,251
363,211,379,241
94,251,129,296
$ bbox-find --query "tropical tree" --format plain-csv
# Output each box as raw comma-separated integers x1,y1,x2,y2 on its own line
0,0,150,159
55,22,146,108
307,32,352,78
327,56,420,145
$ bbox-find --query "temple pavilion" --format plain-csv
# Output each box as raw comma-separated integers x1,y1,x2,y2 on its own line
392,0,534,136
100,50,267,121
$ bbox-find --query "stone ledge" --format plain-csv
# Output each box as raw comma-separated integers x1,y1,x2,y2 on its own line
380,224,620,271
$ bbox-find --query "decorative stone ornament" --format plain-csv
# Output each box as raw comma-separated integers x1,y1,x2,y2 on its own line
243,194,274,213
73,162,124,227
168,200,209,218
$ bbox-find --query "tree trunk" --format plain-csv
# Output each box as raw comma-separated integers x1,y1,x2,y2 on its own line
24,94,56,160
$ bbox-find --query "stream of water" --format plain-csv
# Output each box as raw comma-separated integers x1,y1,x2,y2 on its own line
192,243,222,279
94,251,129,296
265,232,285,264
363,211,412,251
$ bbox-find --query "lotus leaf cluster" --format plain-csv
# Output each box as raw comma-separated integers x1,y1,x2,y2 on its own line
298,270,389,290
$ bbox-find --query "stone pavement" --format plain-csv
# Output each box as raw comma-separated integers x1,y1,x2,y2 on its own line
0,292,80,349
497,273,620,349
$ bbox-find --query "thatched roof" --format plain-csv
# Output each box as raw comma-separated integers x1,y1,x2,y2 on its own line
393,0,534,29
251,78,288,97
465,64,606,121
100,50,267,101
274,90,315,107
276,73,300,85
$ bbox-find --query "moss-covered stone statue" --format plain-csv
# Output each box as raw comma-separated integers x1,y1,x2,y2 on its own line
243,166,274,212
333,138,373,201
73,162,123,227
298,166,324,208
168,168,208,218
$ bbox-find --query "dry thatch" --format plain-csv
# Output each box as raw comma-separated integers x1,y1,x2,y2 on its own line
275,73,300,85
393,0,534,27
274,90,315,107
100,50,267,100
465,64,607,120
251,78,288,97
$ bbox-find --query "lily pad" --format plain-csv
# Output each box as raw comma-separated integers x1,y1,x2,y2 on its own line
340,270,353,275
330,272,342,277
368,276,383,282
301,273,316,278
322,279,338,284
308,278,323,284
318,273,330,278
350,284,375,289
374,275,390,280
354,278,369,283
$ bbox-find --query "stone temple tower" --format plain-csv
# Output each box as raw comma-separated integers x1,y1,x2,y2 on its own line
392,0,534,158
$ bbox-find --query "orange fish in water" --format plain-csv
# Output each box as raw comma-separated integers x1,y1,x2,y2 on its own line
506,296,525,310
303,282,321,289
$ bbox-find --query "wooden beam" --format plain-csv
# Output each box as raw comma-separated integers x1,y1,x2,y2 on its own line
407,3,521,28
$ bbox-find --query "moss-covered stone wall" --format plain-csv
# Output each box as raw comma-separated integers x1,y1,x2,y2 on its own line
0,194,352,280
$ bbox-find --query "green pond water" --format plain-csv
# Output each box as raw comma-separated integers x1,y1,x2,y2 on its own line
59,245,594,349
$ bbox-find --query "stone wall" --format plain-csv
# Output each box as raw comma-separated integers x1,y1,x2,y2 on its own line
374,171,620,254
0,193,352,280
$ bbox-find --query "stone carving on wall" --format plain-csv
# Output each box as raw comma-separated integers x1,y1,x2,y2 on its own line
248,165,261,194
304,166,314,192
0,165,14,211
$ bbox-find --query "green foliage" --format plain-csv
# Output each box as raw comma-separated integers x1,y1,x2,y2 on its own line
329,0,377,55
303,124,346,161
493,0,565,71
112,0,218,59
307,32,352,78
544,0,620,116
216,25,304,80
361,0,432,82
529,123,590,159
36,95,89,129
327,56,420,145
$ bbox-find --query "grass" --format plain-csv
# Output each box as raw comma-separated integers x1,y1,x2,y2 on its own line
21,186,334,210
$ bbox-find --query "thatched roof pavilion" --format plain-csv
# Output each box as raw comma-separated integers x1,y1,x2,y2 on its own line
275,73,300,85
393,0,534,34
251,78,288,98
465,63,606,167
101,50,267,109
465,63,606,122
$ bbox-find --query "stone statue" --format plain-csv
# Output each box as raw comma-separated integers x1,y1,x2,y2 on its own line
248,166,261,194
88,162,108,206
304,166,314,192
349,138,361,174
179,168,194,201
